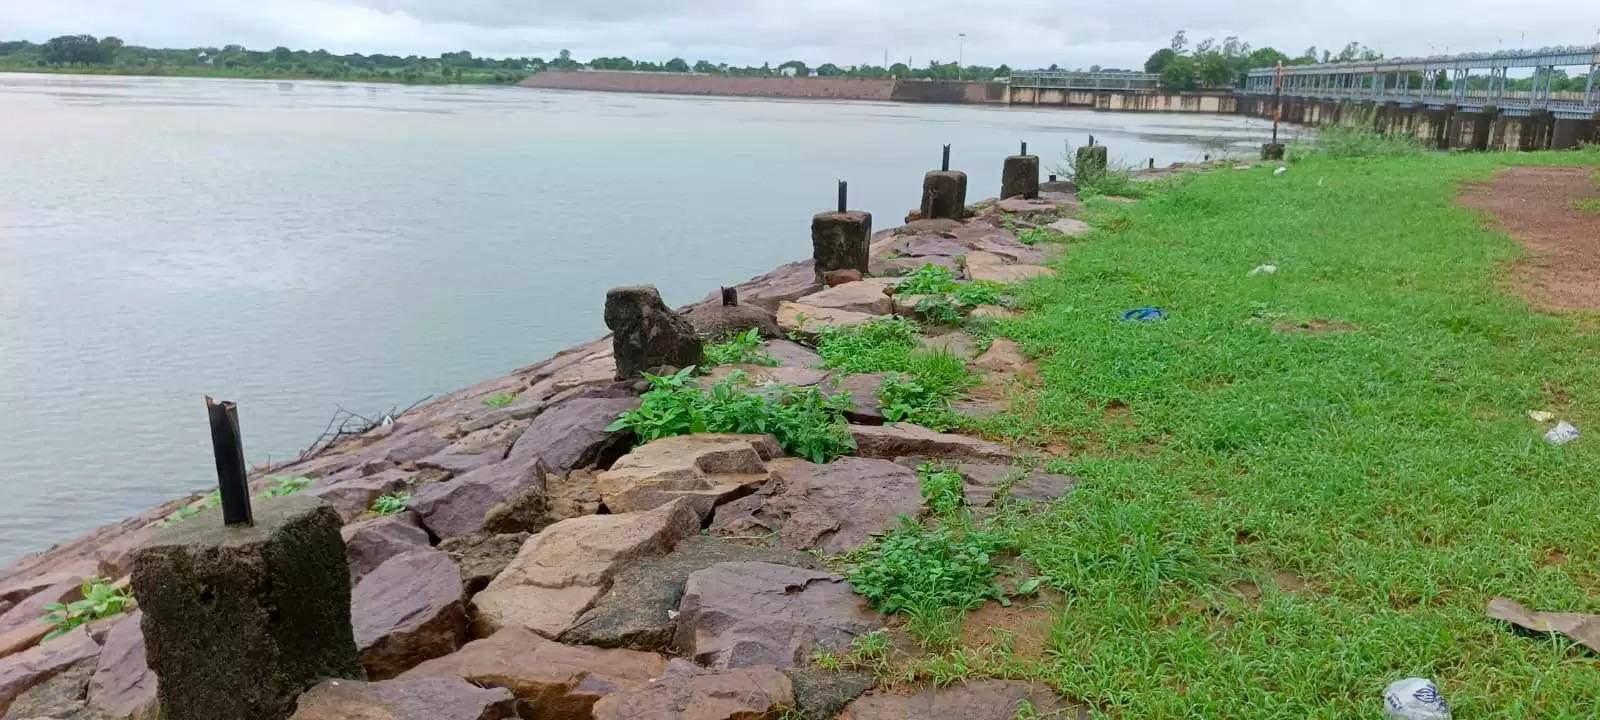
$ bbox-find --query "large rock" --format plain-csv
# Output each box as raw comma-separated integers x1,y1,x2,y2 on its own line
971,338,1030,375
290,677,517,720
994,197,1058,216
703,260,822,313
596,435,780,520
898,235,968,258
1048,218,1091,236
684,302,782,340
673,562,883,669
131,494,362,720
87,613,157,719
849,424,1012,463
699,364,830,391
708,458,922,555
761,340,822,369
506,396,640,474
470,499,700,639
481,482,553,536
605,285,704,380
400,627,667,720
0,627,101,717
830,374,889,425
794,279,898,316
409,456,547,541
591,662,793,720
0,580,81,658
838,680,1078,719
352,550,467,680
342,512,430,586
783,666,876,720
811,211,873,280
561,537,819,651
965,251,1055,285
776,302,876,335
3,657,96,719
437,533,529,597
308,468,415,523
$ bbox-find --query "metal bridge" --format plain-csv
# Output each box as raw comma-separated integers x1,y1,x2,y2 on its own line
1241,46,1600,118
1008,70,1159,91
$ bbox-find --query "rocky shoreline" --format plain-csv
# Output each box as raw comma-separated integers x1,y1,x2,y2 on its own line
0,180,1118,719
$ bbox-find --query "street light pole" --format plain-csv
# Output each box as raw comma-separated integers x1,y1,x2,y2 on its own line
958,33,966,73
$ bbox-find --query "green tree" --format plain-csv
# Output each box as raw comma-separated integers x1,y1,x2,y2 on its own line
994,64,1011,78
815,63,842,76
1160,55,1199,91
1170,30,1188,53
777,60,808,77
1198,52,1235,87
1246,47,1289,70
1144,48,1178,74
692,59,717,73
889,62,910,77
664,57,689,73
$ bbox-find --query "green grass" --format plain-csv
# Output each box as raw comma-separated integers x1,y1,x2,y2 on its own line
703,328,778,367
1574,197,1600,214
482,392,518,408
371,492,410,516
939,148,1600,717
817,317,922,373
41,576,132,641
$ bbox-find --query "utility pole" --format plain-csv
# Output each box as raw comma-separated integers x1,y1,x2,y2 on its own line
958,33,966,73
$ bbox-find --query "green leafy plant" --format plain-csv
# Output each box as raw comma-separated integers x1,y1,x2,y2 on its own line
918,462,966,516
914,296,962,324
372,492,411,516
897,264,960,295
878,374,942,423
816,317,922,373
482,392,517,408
848,516,1015,615
952,281,1005,308
258,475,312,498
1016,227,1060,246
607,369,856,463
161,491,220,527
41,576,132,641
703,328,778,367
876,349,974,424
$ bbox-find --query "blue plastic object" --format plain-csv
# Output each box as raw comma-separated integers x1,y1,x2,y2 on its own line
1121,307,1167,322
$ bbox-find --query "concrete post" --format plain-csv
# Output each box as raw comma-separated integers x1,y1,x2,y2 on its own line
919,171,967,220
1000,153,1040,199
1074,145,1108,185
811,210,872,279
132,494,362,720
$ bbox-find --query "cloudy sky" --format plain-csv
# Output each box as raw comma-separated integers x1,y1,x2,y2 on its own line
4,0,1599,69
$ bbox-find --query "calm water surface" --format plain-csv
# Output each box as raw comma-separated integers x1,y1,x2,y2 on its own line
0,72,1268,562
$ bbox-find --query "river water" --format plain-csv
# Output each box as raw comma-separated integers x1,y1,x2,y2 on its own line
0,72,1265,563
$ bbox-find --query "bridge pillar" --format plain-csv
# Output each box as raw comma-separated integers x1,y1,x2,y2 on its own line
1464,107,1495,151
1435,105,1456,150
1552,117,1595,150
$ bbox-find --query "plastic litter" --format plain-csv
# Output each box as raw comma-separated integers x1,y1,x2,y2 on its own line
1544,421,1580,445
1248,264,1278,276
1527,410,1555,423
1383,678,1451,720
1121,307,1167,322
1273,166,1288,176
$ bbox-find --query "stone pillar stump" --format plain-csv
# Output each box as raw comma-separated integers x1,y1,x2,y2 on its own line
810,211,872,280
1000,155,1040,199
920,171,967,220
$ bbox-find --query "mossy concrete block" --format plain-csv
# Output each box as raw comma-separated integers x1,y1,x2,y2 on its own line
920,171,968,220
131,494,362,720
1000,155,1040,199
810,211,872,279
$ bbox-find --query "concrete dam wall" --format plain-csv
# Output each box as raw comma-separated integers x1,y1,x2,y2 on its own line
517,71,1011,104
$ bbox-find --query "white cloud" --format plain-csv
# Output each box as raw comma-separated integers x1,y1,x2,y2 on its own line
4,0,1597,70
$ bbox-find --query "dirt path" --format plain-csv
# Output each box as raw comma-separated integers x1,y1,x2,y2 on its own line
1460,166,1600,311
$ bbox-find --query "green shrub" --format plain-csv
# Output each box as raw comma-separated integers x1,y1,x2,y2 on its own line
952,281,1005,308
703,328,778,367
258,475,312,498
372,492,410,516
896,264,959,295
875,349,974,425
41,577,132,641
847,516,1014,615
918,462,965,516
1016,227,1059,246
607,368,856,463
914,296,962,325
1287,121,1425,161
816,317,922,373
482,393,517,408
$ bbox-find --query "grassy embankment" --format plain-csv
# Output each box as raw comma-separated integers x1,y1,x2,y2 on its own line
0,64,527,85
858,146,1600,717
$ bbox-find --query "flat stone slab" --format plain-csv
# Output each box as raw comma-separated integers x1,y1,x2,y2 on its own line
596,434,780,519
850,424,1013,463
561,536,818,651
699,364,830,390
592,662,794,720
971,338,1031,375
352,549,467,680
777,302,878,334
968,305,1018,319
968,263,1056,284
895,458,1076,508
88,612,157,719
437,532,528,596
1048,218,1091,236
794,278,898,316
507,395,640,474
673,562,883,669
0,579,81,658
342,512,431,586
920,330,980,359
839,680,1079,719
761,340,822,368
471,499,700,639
0,627,102,718
409,456,547,541
995,197,1059,215
832,373,889,424
708,457,922,555
401,626,667,720
291,677,517,720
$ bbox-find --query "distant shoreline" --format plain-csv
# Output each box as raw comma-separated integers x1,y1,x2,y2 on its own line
0,66,524,86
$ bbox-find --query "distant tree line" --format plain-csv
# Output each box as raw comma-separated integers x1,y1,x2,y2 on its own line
0,35,1015,85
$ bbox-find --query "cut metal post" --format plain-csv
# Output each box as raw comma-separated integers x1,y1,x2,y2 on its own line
837,180,847,213
941,144,951,171
1273,61,1284,145
1020,141,1028,155
206,396,253,527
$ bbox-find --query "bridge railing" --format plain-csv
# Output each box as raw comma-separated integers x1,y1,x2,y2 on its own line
1009,70,1161,91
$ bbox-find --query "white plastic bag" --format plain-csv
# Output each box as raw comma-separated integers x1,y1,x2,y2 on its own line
1273,166,1288,176
1248,264,1278,276
1544,421,1580,446
1383,678,1451,720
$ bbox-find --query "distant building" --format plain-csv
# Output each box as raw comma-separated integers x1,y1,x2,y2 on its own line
780,66,797,77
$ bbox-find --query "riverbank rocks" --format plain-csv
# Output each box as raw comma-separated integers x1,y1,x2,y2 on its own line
87,613,157,719
605,285,704,380
3,655,98,719
561,536,818,651
896,458,1076,508
673,562,883,669
684,301,782,341
291,677,517,720
832,374,889,424
401,627,667,719
352,549,467,680
592,662,793,720
438,532,528,596
342,512,430,585
706,260,821,313
850,424,1013,463
971,338,1032,376
839,680,1079,720
794,279,898,316
709,458,922,555
776,302,875,335
0,580,81,658
308,468,417,523
699,363,831,390
409,456,548,541
0,627,101,717
506,395,640,474
596,435,780,520
965,250,1055,285
470,499,700,639
1048,218,1091,236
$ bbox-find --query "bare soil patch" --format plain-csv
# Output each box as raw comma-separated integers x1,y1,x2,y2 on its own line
958,596,1059,663
1460,166,1600,311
